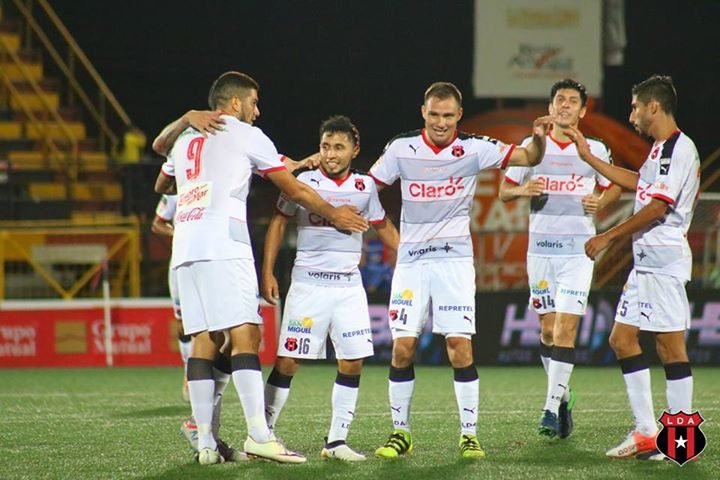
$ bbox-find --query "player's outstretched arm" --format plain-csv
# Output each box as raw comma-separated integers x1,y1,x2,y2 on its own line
152,110,226,156
373,217,400,253
261,211,289,305
506,115,554,167
564,126,639,191
585,198,668,260
266,169,368,233
283,152,322,172
498,178,544,202
154,172,176,194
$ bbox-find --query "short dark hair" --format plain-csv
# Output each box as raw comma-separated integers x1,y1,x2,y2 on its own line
207,71,259,109
319,115,360,146
632,75,677,115
550,78,588,106
424,82,462,107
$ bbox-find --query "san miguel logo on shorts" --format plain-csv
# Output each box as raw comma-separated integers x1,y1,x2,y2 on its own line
354,178,366,191
656,411,706,465
284,337,298,352
451,145,464,157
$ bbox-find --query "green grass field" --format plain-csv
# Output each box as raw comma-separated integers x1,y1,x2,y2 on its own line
1,365,717,479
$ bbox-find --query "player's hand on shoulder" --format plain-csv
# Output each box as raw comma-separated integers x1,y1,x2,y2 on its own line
261,274,280,305
581,193,600,214
331,205,368,234
563,126,591,160
185,110,225,136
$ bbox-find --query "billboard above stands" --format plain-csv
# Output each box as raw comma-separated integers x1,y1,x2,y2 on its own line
473,0,602,98
0,299,279,367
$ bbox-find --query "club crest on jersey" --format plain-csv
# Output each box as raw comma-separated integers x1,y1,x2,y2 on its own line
656,410,706,465
355,178,366,191
284,337,298,352
651,146,660,159
451,145,465,157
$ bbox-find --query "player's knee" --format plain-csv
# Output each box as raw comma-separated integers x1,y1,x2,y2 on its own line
540,328,554,346
446,336,473,367
275,356,300,376
609,328,636,356
338,358,363,376
392,339,416,367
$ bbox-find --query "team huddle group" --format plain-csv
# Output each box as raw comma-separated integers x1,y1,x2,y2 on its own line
151,72,700,464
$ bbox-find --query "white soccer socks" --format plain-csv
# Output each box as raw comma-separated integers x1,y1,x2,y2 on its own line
619,354,657,436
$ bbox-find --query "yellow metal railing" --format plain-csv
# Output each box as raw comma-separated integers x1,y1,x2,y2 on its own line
0,218,141,300
9,0,135,156
0,30,78,178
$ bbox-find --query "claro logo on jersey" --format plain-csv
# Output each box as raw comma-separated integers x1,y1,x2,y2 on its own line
409,176,464,198
535,174,585,193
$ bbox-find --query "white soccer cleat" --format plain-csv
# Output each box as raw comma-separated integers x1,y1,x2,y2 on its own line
244,436,307,464
197,447,225,465
606,431,657,459
321,443,367,462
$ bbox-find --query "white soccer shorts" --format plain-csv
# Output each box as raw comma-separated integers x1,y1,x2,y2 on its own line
388,260,476,338
175,259,262,335
168,265,181,320
614,268,690,332
527,254,594,316
277,281,374,360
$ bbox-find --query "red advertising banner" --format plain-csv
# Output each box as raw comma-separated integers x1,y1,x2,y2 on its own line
0,299,279,367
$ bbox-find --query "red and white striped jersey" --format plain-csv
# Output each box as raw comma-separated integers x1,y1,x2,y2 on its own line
505,134,612,256
370,128,514,264
277,168,385,276
632,130,699,280
161,114,285,267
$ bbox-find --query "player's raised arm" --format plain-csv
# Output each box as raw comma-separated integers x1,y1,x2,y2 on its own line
564,126,640,191
505,115,554,167
261,210,290,305
152,110,226,156
266,169,368,233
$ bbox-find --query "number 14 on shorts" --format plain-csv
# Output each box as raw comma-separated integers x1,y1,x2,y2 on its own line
389,308,408,324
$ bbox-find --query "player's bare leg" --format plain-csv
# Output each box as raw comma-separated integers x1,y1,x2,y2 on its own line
376,336,416,458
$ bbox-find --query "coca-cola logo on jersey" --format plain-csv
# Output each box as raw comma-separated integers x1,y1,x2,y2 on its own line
175,207,206,223
409,176,464,198
308,213,333,227
536,174,585,193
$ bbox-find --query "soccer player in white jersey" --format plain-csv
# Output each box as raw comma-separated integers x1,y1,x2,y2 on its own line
154,71,368,465
151,195,192,399
499,79,622,439
565,75,700,459
261,115,400,462
370,82,554,459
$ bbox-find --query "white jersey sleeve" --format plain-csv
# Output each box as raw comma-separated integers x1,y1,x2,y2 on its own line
504,166,531,186
276,193,299,217
155,194,177,221
248,128,287,177
591,141,613,190
369,141,401,186
365,180,386,224
647,144,692,206
472,135,516,172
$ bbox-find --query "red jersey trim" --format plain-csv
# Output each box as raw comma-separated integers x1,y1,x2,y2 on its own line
258,165,287,175
421,128,458,155
320,168,351,187
160,169,174,178
370,173,390,187
500,144,517,169
597,183,612,191
651,193,675,205
549,132,573,150
503,176,520,186
369,216,385,225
